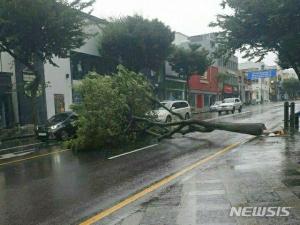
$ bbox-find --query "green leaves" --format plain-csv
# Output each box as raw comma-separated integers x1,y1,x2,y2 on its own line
282,78,300,99
0,0,94,65
211,0,300,79
168,44,213,78
70,66,154,151
99,15,175,73
0,0,95,125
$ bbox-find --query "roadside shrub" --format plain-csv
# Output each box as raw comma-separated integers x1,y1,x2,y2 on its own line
70,65,154,151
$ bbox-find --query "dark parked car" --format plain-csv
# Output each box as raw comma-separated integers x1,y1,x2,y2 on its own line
36,111,78,141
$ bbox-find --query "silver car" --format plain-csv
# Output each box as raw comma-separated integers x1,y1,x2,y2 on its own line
217,98,243,115
210,101,222,112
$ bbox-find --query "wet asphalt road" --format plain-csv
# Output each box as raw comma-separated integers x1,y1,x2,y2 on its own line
0,102,298,225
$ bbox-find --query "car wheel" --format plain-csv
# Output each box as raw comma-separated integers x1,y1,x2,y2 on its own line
232,107,235,114
226,111,229,114
165,116,172,123
218,111,222,115
185,113,190,120
60,130,70,141
238,106,242,113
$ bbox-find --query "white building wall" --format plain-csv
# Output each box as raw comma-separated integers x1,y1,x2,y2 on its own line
44,20,104,118
44,58,72,119
251,78,270,103
239,61,275,103
174,32,189,46
73,23,103,56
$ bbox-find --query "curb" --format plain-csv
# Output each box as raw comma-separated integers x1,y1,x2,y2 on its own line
0,141,59,156
0,134,35,142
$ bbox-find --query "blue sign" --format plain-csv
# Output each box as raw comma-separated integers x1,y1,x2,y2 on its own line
247,69,277,80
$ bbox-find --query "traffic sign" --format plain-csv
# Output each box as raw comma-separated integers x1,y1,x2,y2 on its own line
247,69,277,80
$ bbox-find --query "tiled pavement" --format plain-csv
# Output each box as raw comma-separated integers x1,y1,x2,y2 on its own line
106,134,300,225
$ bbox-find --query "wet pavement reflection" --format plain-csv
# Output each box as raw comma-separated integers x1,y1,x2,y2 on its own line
0,102,299,225
106,134,300,225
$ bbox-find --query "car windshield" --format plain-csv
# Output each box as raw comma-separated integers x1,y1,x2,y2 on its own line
214,101,222,105
222,99,235,103
48,113,69,125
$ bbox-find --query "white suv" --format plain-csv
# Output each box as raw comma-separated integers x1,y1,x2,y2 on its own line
154,100,192,123
217,98,242,115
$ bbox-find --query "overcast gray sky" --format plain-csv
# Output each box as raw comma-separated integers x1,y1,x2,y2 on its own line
92,0,277,66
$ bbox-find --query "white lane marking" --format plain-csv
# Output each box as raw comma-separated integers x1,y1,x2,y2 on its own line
0,151,33,159
0,142,42,152
108,144,158,160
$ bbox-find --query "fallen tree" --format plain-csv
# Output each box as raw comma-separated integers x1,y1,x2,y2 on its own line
128,98,266,140
70,66,266,151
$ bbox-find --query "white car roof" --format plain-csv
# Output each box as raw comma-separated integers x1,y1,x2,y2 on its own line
161,100,189,104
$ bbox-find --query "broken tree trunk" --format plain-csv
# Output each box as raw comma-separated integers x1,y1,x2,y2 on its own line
133,117,266,138
201,121,266,136
129,96,267,140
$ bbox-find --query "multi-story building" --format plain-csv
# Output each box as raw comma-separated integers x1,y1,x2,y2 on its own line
239,61,277,104
188,66,219,110
162,32,190,101
0,15,106,127
188,33,242,105
167,32,241,111
275,68,298,100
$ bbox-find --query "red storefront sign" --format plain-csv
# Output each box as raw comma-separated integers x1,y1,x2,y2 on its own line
223,85,233,94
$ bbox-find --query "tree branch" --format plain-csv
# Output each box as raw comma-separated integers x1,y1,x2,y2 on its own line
147,95,184,120
133,116,266,140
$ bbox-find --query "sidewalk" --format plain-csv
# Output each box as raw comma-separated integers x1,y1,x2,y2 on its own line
110,133,300,225
0,124,34,141
0,125,38,154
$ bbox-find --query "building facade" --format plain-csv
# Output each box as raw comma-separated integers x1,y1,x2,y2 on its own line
0,52,21,127
188,66,219,111
188,33,241,102
239,62,276,104
163,62,186,100
0,15,106,127
188,33,241,110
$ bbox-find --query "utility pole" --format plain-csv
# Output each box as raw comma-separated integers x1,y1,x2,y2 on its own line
260,78,263,104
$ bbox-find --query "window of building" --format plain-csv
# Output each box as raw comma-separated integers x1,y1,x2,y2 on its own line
200,71,208,80
70,51,108,80
54,94,65,114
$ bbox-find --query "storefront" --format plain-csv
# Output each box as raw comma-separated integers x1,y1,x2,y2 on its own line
189,92,217,108
223,84,239,99
188,66,219,111
164,77,186,100
0,72,14,128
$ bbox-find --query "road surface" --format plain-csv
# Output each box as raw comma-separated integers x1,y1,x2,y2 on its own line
0,102,299,225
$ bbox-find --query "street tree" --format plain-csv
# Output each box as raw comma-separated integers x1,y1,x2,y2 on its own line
168,44,212,100
216,72,230,100
282,78,300,99
99,15,174,77
210,0,300,80
0,0,95,126
70,66,155,151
